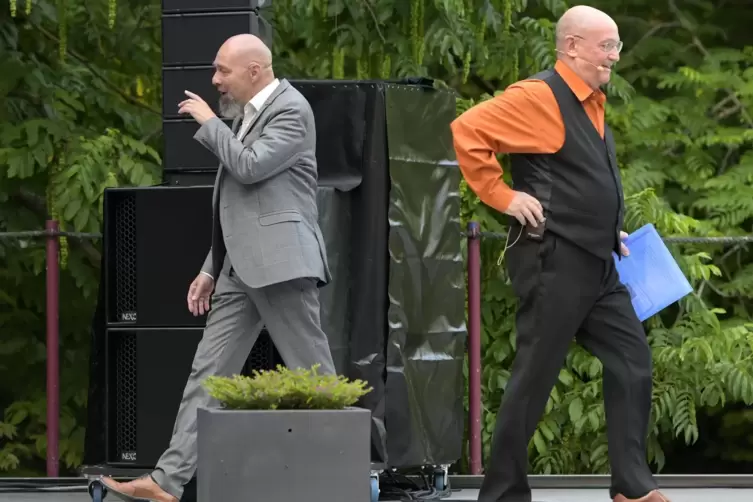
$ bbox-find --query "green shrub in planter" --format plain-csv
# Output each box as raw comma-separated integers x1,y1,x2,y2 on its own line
197,364,375,501
203,363,372,410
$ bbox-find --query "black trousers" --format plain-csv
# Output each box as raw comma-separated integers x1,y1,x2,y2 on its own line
478,232,658,502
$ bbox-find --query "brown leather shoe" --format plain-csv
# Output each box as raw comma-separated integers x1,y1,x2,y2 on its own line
99,475,178,502
614,490,671,502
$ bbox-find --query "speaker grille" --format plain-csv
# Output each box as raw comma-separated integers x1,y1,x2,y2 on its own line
114,194,137,322
245,331,277,372
112,330,279,463
116,333,137,457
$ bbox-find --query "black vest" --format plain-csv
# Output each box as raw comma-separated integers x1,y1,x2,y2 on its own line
509,68,624,260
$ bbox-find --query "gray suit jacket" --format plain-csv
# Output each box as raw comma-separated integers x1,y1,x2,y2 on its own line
193,79,331,289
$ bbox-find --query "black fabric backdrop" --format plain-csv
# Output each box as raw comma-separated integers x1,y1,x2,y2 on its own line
82,80,464,473
383,84,466,468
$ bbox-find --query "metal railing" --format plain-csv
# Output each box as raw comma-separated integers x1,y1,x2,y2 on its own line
0,221,101,477
2,220,753,478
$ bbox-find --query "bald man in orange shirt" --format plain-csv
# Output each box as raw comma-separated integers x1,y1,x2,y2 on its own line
452,6,669,502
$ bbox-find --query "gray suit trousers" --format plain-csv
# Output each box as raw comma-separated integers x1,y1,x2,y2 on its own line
151,257,336,499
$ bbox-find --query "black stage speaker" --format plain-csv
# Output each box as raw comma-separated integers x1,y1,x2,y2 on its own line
161,4,273,174
106,327,280,466
163,172,217,187
162,66,216,119
104,186,213,327
162,11,273,66
162,119,232,172
101,185,285,468
162,0,264,13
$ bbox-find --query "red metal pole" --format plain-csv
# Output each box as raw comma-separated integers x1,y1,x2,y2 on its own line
45,220,60,477
467,221,482,475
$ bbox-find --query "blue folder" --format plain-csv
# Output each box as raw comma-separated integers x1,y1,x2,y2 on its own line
613,223,693,321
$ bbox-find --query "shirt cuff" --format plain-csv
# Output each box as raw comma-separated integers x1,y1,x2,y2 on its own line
200,271,214,281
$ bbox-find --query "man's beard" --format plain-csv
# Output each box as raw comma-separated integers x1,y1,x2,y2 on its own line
218,93,243,119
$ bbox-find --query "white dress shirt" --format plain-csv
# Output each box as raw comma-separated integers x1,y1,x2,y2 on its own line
237,78,280,139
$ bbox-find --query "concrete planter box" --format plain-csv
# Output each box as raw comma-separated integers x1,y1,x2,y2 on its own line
197,406,372,501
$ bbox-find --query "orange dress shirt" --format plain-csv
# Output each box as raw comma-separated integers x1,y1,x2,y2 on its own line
450,60,607,213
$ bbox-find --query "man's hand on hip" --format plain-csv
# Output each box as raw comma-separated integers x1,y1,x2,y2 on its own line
187,273,214,316
506,190,546,227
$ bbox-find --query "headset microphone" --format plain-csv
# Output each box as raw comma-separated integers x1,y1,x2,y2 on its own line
554,50,610,71
582,58,609,72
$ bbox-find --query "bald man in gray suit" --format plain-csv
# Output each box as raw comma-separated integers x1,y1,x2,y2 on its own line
100,34,336,502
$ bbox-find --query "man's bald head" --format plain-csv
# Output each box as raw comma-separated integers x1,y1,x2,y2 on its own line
555,5,617,49
211,34,276,117
553,5,621,90
219,34,273,68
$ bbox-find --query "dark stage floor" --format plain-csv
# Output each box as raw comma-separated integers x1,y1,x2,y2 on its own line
2,475,752,501
1,487,752,501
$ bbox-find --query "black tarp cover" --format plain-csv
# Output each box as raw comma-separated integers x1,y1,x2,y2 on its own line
383,84,465,467
295,81,391,465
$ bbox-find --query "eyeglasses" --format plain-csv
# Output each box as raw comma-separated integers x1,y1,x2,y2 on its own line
599,40,623,53
571,34,623,54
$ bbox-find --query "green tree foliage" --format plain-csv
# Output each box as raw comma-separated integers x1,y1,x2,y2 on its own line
0,0,161,473
2,0,753,476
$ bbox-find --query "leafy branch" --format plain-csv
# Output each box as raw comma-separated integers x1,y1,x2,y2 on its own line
32,22,161,117
667,0,753,127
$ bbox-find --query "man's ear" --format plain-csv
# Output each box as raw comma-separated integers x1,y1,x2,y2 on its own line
565,36,579,56
246,62,260,79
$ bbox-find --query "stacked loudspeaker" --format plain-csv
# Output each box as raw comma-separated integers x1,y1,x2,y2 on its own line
162,0,272,186
98,0,278,469
101,189,283,469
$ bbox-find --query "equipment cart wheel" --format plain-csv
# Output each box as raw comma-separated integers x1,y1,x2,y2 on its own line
432,466,448,491
88,479,108,501
370,473,380,502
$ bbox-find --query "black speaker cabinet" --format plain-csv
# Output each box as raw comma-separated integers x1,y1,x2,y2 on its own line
162,0,265,13
163,172,217,187
162,119,232,172
162,11,273,66
104,186,214,327
105,327,281,466
162,66,216,119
